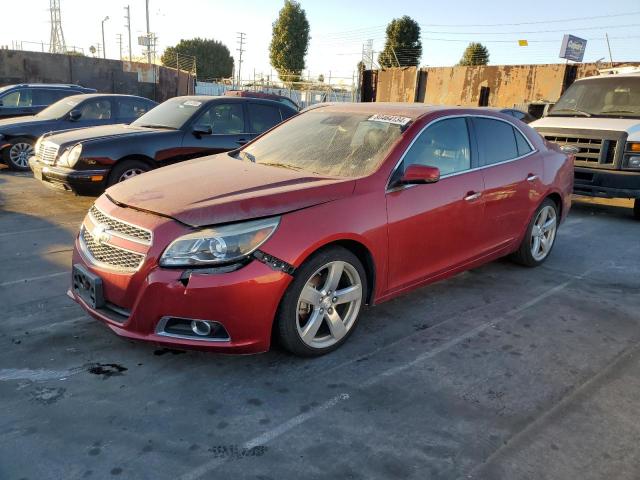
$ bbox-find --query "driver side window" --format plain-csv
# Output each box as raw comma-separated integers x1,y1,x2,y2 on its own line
195,103,245,134
401,117,471,176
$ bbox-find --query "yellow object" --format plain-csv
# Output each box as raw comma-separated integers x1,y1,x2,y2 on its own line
629,142,640,153
90,175,104,182
518,40,529,47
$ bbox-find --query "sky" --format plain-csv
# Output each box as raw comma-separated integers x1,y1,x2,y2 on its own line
1,0,639,84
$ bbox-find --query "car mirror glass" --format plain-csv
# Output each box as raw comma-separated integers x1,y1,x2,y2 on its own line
68,109,82,121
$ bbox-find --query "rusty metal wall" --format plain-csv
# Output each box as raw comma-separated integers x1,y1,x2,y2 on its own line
0,50,195,102
375,67,418,102
367,62,640,107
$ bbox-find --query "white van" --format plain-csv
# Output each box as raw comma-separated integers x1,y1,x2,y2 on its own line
532,71,640,219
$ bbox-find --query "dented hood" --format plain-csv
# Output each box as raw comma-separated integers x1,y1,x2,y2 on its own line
106,154,356,227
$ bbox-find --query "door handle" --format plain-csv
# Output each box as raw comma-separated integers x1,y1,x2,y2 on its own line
236,138,248,146
526,174,539,182
464,191,482,202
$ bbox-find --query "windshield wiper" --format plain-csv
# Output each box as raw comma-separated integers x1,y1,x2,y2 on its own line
236,151,255,162
259,162,304,172
137,124,177,130
548,108,592,117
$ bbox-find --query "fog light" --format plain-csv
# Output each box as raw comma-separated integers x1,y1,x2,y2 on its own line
191,320,212,336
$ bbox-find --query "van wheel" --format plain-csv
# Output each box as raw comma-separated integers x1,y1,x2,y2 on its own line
276,246,367,357
107,160,150,186
3,138,34,171
511,198,559,267
634,199,640,220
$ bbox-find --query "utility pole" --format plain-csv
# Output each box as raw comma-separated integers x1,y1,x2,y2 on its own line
145,0,151,64
117,33,123,60
101,16,109,59
236,32,246,87
124,5,132,61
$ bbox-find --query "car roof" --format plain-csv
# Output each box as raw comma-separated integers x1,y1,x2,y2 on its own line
170,95,295,108
64,93,155,101
304,103,523,121
577,72,640,81
1,83,91,89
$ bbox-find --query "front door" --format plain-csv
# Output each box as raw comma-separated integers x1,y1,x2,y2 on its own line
180,102,249,159
386,117,486,292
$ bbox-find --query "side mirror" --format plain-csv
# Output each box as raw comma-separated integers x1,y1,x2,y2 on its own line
193,125,212,136
68,109,82,121
400,164,440,185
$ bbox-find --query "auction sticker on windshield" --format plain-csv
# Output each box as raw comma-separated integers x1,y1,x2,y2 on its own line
368,114,411,126
182,100,202,107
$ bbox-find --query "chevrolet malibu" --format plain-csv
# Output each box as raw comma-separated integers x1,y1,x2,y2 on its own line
70,104,574,356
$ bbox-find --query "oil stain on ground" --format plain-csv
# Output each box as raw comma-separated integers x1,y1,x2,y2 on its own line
88,363,128,378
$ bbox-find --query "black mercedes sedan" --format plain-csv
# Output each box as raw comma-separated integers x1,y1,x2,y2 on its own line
29,96,298,195
0,94,156,170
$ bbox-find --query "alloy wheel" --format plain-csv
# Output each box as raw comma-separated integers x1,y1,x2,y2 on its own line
530,205,557,261
118,168,145,182
9,142,34,169
296,260,363,349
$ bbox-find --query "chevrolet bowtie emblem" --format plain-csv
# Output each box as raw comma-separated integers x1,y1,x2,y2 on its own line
92,223,111,245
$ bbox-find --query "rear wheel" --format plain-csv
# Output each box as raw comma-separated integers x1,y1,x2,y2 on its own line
511,198,559,267
276,246,367,357
634,199,640,220
107,160,150,186
3,138,34,171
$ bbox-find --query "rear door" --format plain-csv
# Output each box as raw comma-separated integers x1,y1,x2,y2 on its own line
386,117,486,292
471,116,543,251
180,102,249,158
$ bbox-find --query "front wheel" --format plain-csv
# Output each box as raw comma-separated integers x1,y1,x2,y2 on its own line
3,138,35,171
634,199,640,220
276,246,367,357
107,160,150,186
511,199,559,267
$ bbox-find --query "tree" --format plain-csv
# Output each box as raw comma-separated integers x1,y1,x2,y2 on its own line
459,42,490,66
161,38,233,80
378,16,422,68
269,0,310,83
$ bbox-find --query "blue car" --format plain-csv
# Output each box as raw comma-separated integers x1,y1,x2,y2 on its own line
0,93,157,170
0,83,96,119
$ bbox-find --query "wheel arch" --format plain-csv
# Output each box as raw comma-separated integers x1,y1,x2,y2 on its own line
116,154,156,169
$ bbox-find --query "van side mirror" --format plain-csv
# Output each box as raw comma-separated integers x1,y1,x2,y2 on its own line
68,109,82,121
400,164,441,184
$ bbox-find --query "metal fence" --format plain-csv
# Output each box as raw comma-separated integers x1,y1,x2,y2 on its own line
2,40,85,55
195,79,357,108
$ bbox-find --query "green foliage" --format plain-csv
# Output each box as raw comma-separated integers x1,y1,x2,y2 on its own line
458,42,490,66
269,0,310,83
161,37,233,79
378,16,422,68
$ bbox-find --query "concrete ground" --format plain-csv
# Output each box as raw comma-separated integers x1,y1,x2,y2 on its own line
1,168,639,480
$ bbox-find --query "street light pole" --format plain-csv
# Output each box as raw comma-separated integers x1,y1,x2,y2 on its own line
101,16,110,59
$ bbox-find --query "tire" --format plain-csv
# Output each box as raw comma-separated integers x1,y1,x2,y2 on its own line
276,246,368,357
107,159,150,186
3,137,35,171
634,199,640,221
511,198,559,267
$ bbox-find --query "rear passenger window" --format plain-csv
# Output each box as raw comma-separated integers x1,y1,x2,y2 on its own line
514,128,533,156
473,117,519,166
248,103,282,134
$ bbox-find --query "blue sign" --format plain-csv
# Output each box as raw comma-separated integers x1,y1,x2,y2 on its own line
559,34,587,62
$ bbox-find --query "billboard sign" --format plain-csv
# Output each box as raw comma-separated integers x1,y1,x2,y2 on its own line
559,34,587,62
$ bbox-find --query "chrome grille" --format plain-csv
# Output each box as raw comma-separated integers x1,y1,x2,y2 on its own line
543,135,617,165
37,141,59,165
80,227,145,271
89,205,152,244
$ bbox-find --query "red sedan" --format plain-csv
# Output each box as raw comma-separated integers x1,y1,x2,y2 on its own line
70,104,573,356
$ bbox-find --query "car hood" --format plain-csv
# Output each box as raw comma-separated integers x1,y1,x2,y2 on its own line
532,116,640,141
46,124,165,144
106,154,356,227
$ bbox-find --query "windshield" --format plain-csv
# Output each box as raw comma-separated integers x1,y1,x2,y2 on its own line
240,111,405,177
132,97,203,129
35,97,81,119
550,76,640,118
